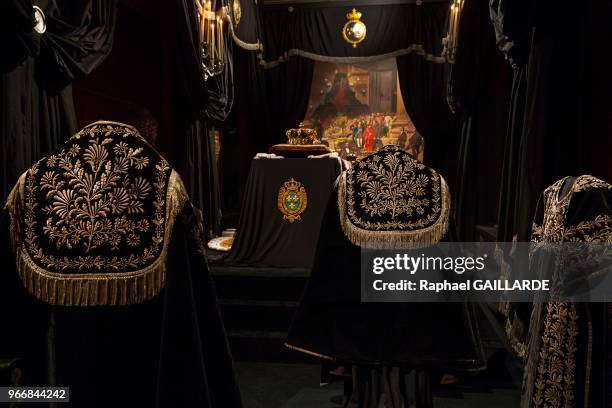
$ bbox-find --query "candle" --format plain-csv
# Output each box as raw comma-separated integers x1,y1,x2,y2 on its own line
449,4,455,39
207,9,212,54
211,22,215,60
220,18,224,60
217,17,221,59
199,7,205,45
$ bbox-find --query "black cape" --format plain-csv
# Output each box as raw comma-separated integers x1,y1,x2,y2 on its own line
0,121,242,407
287,147,484,367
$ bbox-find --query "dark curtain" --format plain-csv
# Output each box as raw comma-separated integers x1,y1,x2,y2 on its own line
492,0,612,241
1,0,117,202
446,0,511,241
221,52,314,218
221,48,267,219
394,1,457,182
496,67,527,241
264,56,315,146
396,55,459,187
172,0,234,238
260,1,447,64
231,0,259,45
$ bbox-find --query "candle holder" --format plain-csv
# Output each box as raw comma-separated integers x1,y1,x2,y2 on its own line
197,1,226,81
442,0,464,63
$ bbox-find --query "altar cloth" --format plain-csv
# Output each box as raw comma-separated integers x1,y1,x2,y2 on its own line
225,157,341,269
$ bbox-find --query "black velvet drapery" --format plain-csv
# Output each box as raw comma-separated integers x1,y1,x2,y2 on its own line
1,0,117,202
222,50,315,216
265,57,315,144
390,2,459,183
259,1,448,66
492,0,612,241
396,54,458,184
172,0,235,238
445,0,512,241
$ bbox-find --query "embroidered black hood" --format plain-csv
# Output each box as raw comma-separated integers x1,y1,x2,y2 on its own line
338,145,450,249
5,121,188,306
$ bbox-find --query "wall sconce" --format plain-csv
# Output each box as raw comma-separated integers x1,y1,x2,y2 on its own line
196,0,226,80
442,0,465,63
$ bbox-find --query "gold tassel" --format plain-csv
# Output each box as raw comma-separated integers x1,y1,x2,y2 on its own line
8,170,188,307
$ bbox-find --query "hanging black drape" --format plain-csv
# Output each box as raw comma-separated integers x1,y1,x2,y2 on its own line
221,51,314,217
172,0,235,238
221,48,266,218
445,0,512,241
395,56,460,191
259,1,448,66
393,1,458,182
264,56,315,145
492,0,612,242
1,0,117,202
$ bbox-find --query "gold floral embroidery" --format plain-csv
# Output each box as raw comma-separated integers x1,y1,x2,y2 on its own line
338,146,449,249
532,302,578,407
349,150,440,230
39,138,152,252
525,175,611,408
22,123,170,272
4,121,196,307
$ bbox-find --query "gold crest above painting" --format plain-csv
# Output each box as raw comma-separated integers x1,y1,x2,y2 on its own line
342,8,366,48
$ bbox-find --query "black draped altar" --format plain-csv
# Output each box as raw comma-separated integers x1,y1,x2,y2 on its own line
226,157,341,268
0,122,242,407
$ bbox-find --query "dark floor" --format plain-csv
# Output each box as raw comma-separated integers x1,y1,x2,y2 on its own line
235,362,520,408
210,248,520,407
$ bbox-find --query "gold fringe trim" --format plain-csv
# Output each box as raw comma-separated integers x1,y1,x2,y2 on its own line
5,173,26,252
284,342,336,361
8,170,189,307
337,172,451,249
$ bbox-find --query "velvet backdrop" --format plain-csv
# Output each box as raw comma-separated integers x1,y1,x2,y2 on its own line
492,0,612,241
259,1,448,66
171,0,235,238
222,50,314,218
396,54,459,187
446,0,511,241
1,0,117,202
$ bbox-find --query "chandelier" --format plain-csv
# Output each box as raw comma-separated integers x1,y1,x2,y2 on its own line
196,0,226,80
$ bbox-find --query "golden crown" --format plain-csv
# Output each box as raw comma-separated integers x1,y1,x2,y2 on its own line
346,8,362,21
283,178,302,190
285,123,319,145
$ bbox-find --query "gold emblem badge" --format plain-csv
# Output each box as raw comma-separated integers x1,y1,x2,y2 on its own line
278,178,307,222
232,0,242,26
342,8,366,48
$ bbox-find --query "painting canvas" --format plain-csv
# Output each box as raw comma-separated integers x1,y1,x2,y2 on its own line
302,59,424,161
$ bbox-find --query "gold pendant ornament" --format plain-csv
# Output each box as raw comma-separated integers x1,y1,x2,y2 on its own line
232,0,242,26
278,178,308,222
342,8,366,48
